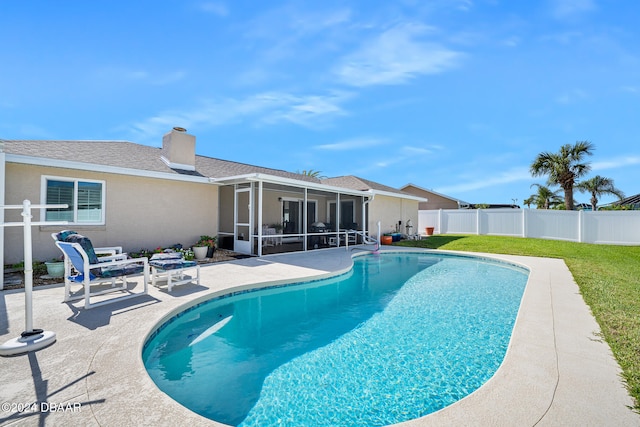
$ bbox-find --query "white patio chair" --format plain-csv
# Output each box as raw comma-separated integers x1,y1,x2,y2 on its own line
52,232,149,309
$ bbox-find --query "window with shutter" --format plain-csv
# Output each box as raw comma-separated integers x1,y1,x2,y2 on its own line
43,177,105,224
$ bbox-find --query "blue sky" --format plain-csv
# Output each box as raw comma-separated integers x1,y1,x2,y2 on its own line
1,0,638,206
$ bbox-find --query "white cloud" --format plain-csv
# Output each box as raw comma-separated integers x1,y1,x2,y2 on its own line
197,2,229,17
342,142,438,177
457,0,474,12
260,91,353,128
436,166,532,194
540,31,584,45
334,23,461,87
314,137,387,151
592,156,640,170
94,67,186,86
550,0,596,20
129,91,353,141
555,88,588,104
289,8,352,33
151,71,187,86
501,36,521,47
621,86,639,94
401,146,432,155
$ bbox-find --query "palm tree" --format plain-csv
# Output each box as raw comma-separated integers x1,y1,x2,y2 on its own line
296,169,326,179
575,175,625,211
530,141,594,210
528,184,563,209
523,196,534,208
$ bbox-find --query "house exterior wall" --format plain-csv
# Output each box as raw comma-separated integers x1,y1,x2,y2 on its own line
401,185,459,210
4,163,218,264
219,185,234,234
419,192,458,210
369,194,419,236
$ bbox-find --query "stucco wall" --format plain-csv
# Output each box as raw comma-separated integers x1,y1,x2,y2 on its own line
4,163,218,264
369,195,419,236
419,192,458,210
402,185,459,210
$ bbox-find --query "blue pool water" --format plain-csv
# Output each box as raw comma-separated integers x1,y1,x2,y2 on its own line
143,252,528,426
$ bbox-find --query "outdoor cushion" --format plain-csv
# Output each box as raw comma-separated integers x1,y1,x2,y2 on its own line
54,230,78,242
150,252,183,261
63,233,99,265
60,233,145,278
149,252,196,270
97,263,146,278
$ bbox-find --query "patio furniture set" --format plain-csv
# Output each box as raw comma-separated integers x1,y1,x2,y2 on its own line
52,231,200,309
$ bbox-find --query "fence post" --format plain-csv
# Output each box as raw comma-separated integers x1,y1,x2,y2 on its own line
476,208,481,235
438,209,442,234
522,208,527,238
578,209,583,243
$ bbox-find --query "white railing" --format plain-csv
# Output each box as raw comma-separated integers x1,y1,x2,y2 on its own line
419,208,640,245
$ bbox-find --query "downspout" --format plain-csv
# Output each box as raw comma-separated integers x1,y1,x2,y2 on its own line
303,187,308,251
257,180,263,257
363,193,375,238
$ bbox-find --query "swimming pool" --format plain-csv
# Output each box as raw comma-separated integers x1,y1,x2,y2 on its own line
143,252,528,426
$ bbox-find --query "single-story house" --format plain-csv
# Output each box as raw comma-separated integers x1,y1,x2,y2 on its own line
0,128,425,268
400,183,468,210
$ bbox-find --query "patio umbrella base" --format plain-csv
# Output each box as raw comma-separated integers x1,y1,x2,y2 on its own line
0,330,56,356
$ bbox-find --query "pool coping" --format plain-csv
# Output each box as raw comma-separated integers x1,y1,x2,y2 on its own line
0,246,638,426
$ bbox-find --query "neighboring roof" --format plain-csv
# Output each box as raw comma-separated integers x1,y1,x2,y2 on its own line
2,140,319,183
613,193,640,206
467,204,520,209
401,183,470,205
322,176,423,200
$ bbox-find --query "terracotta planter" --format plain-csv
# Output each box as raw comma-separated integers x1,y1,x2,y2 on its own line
425,227,435,236
381,235,393,245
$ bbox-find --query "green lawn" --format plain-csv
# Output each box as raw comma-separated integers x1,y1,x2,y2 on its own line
396,235,640,410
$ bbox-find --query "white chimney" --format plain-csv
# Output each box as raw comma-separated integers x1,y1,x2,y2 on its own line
161,127,196,171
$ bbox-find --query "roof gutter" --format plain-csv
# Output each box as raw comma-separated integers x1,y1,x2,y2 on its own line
369,188,427,202
211,173,372,197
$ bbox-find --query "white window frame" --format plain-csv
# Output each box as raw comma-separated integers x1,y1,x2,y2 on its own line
40,175,106,225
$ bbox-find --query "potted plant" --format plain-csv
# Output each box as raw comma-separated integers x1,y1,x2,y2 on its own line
193,235,217,259
44,257,65,278
381,234,393,245
179,248,195,261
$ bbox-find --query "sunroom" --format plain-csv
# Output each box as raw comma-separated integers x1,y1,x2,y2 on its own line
215,174,374,256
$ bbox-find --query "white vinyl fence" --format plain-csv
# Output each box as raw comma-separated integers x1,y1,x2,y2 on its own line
419,208,640,245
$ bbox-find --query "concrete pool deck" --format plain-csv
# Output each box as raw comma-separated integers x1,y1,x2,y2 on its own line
0,247,638,426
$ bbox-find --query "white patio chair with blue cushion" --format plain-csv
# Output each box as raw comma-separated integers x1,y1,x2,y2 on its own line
52,232,149,309
52,230,127,280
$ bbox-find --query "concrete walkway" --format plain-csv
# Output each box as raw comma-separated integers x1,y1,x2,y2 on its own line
0,247,638,426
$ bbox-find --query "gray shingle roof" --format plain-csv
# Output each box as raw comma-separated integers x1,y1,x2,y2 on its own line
322,175,413,196
2,140,320,182
613,193,640,206
2,140,416,197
